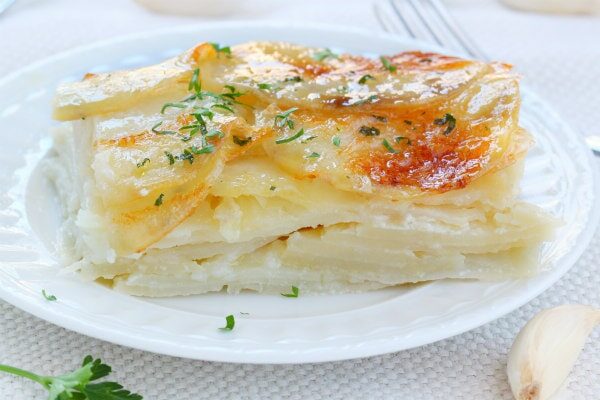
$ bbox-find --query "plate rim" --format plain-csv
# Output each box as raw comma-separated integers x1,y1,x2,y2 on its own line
0,20,598,364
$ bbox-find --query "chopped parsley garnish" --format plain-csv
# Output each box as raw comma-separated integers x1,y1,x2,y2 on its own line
359,126,380,136
210,42,231,55
154,193,164,206
281,286,299,298
160,102,188,114
332,136,341,147
151,121,176,135
312,48,338,61
269,186,276,191
258,83,277,91
274,107,299,129
164,151,175,165
305,152,320,159
219,314,235,331
349,95,378,106
284,76,303,83
188,68,201,93
205,129,224,138
188,145,215,155
211,103,234,113
42,289,57,301
0,355,143,400
434,113,457,135
382,138,398,154
358,74,375,84
395,136,412,145
233,135,252,146
300,135,317,143
275,128,305,144
136,158,150,168
380,56,397,73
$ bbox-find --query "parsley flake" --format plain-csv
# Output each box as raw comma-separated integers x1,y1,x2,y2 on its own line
276,128,305,144
358,74,375,84
154,193,164,206
136,158,150,168
395,136,412,145
42,289,57,301
160,102,188,114
210,42,231,55
359,126,380,136
269,185,276,191
274,107,299,129
380,56,397,73
151,121,177,135
281,286,299,298
233,135,252,146
434,113,457,135
284,76,303,83
258,83,277,91
332,136,341,147
312,48,338,61
348,95,378,106
188,68,201,93
305,152,320,159
164,151,175,165
382,138,398,153
220,314,235,331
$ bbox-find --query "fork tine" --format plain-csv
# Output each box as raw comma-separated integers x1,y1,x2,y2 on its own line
404,0,446,46
426,0,488,60
387,0,419,39
373,2,408,35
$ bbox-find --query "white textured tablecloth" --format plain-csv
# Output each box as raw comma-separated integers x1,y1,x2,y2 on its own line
1,0,599,398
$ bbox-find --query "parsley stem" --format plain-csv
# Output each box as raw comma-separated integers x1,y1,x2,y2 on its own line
0,364,44,385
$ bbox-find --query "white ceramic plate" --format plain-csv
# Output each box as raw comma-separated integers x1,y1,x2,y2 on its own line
0,22,597,364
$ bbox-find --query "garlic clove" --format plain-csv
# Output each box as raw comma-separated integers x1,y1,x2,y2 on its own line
507,305,600,400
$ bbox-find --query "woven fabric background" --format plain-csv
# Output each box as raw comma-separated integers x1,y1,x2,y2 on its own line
1,0,599,398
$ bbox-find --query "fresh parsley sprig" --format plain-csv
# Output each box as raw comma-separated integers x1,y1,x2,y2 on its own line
281,286,299,298
0,355,143,400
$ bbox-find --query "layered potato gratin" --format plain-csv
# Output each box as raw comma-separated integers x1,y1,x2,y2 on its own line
47,41,557,297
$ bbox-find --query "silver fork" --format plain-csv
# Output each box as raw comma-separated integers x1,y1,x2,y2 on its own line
373,0,600,156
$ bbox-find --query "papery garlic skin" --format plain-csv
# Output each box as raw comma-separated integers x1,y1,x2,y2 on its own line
507,305,600,400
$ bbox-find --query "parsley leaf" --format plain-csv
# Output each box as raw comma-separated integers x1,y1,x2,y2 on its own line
382,138,398,154
154,193,164,207
257,83,278,91
160,102,188,114
284,76,303,83
358,74,374,84
136,158,150,168
220,315,235,331
332,136,341,147
188,68,201,93
151,122,177,135
380,56,397,73
164,151,175,165
209,42,231,55
312,48,338,61
42,289,57,301
276,128,305,144
0,356,142,400
348,95,378,106
395,136,412,145
359,126,380,136
305,152,320,159
434,113,457,135
269,186,276,191
274,107,299,129
233,135,252,146
281,286,299,298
